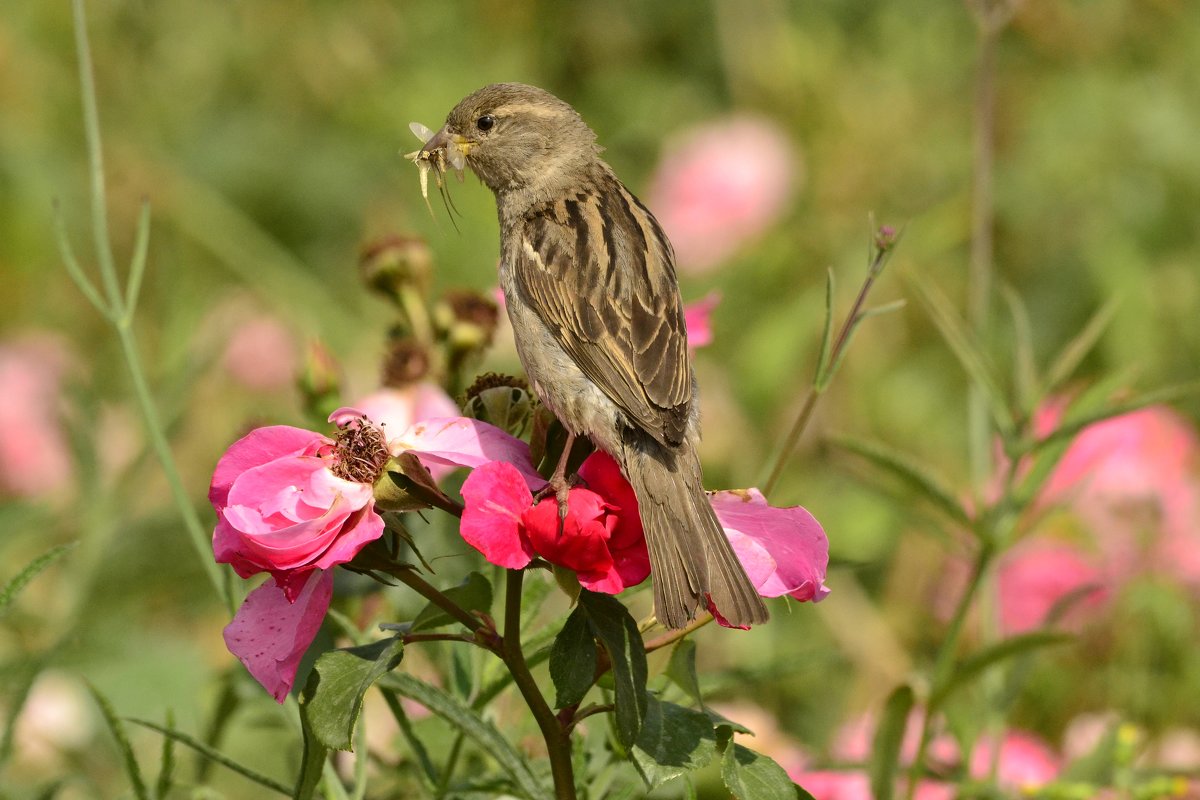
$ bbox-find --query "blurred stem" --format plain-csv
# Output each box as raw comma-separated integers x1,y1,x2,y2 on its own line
503,569,576,800
68,0,231,612
905,540,994,800
966,1,1011,494
762,240,894,498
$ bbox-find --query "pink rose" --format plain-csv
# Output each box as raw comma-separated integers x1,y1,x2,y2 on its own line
350,385,460,479
210,424,385,599
459,452,650,594
647,116,798,273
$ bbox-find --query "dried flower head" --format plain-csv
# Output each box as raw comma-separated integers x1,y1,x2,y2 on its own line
332,416,389,485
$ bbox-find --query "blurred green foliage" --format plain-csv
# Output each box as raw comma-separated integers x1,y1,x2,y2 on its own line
2,0,1199,797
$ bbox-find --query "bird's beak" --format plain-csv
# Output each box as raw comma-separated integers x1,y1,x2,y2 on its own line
421,126,472,160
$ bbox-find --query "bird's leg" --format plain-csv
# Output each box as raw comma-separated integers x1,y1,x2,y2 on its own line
533,431,579,528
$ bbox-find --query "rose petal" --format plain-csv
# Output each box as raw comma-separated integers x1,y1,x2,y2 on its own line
209,426,327,507
524,491,617,585
222,569,333,703
711,488,829,602
460,461,535,569
392,417,546,490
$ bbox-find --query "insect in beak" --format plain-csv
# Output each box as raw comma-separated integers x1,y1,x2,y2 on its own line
403,122,467,225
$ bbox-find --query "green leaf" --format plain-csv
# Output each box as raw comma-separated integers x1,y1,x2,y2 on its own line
86,683,150,800
301,636,405,751
930,631,1070,710
549,605,596,708
579,591,649,749
0,542,76,616
410,572,492,632
868,684,914,800
154,709,176,800
1042,297,1120,399
721,743,798,800
1001,285,1038,412
906,274,1015,436
828,435,973,528
382,673,549,800
665,639,703,707
127,718,291,796
631,697,717,789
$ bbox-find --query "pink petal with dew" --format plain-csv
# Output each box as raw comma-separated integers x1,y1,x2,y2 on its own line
459,461,536,569
391,417,546,490
210,426,328,507
222,569,333,703
711,489,829,601
683,292,720,349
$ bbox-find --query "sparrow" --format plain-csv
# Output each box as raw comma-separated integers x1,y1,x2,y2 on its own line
416,83,768,629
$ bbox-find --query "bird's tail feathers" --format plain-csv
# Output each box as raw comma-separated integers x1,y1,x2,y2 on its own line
624,443,769,630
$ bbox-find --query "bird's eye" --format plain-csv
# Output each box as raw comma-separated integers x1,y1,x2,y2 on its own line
475,115,495,132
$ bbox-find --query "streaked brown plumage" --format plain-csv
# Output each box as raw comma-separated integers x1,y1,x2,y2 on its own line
419,83,768,629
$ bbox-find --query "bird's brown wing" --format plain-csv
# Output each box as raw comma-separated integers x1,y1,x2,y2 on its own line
512,174,691,446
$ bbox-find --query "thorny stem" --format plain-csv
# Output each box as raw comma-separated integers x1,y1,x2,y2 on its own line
502,569,576,800
67,0,231,611
763,241,895,498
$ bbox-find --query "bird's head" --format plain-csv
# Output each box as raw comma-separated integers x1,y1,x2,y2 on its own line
418,83,600,198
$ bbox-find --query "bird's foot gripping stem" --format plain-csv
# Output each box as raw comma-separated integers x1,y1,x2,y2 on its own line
532,430,583,534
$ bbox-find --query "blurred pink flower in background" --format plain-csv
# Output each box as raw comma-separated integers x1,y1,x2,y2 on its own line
221,316,298,392
996,540,1107,634
969,731,1060,791
804,710,1060,797
683,291,720,349
1035,404,1200,586
9,670,95,769
647,116,798,273
351,384,460,475
0,336,73,498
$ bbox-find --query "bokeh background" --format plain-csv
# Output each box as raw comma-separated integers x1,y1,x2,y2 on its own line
3,0,1200,797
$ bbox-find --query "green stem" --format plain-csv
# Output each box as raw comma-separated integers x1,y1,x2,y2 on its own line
905,541,994,800
763,243,893,498
72,0,123,313
502,570,576,800
966,9,1001,495
389,568,487,635
69,0,230,611
117,325,231,609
